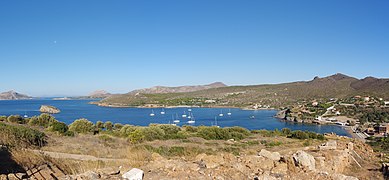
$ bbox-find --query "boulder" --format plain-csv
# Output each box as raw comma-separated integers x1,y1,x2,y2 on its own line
122,168,144,180
292,150,316,171
39,105,61,114
73,171,100,179
195,154,224,169
258,149,281,161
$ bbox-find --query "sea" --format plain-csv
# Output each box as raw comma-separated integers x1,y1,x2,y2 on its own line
0,99,350,136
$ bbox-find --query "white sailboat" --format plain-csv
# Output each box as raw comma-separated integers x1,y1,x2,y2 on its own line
182,111,187,118
188,108,192,112
23,111,28,118
150,110,155,116
187,113,195,124
227,109,232,116
187,112,192,119
213,116,220,128
219,110,224,117
160,108,165,115
173,114,180,123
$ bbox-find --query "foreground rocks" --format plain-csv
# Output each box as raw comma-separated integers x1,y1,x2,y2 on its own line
40,105,61,114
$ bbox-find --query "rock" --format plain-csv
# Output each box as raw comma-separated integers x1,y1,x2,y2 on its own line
122,168,144,180
40,105,61,114
319,140,337,150
256,174,278,180
331,173,359,180
347,142,354,151
258,149,281,161
0,174,7,180
97,167,120,176
292,150,316,171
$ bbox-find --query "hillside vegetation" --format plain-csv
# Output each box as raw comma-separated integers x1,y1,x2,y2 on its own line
99,73,389,108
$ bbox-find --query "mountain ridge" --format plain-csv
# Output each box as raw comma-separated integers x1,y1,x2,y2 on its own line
98,73,389,108
0,90,31,100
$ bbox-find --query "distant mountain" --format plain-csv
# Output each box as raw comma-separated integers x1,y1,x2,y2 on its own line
88,90,111,98
0,90,31,100
98,73,389,108
129,82,227,94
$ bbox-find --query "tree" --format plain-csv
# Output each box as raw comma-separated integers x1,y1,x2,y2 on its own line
104,121,113,131
69,119,94,134
48,121,68,134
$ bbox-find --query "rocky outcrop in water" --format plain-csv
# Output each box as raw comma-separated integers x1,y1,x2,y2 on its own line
40,105,60,114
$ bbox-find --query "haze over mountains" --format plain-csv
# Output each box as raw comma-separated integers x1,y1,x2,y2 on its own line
129,82,227,94
99,73,389,108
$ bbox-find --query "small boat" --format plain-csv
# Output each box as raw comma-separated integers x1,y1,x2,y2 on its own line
188,108,192,112
187,113,195,124
219,110,224,117
250,115,255,119
227,109,232,116
150,110,155,116
187,112,192,119
24,114,28,118
173,114,180,123
213,116,220,128
182,111,187,118
160,108,165,115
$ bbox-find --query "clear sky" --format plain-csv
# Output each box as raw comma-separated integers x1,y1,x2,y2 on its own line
0,0,388,97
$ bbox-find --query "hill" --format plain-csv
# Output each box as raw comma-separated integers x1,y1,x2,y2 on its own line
88,90,111,98
0,90,31,100
97,73,389,108
129,82,227,94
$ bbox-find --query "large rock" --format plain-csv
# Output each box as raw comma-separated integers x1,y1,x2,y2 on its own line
258,149,281,161
292,150,316,171
331,173,359,180
122,168,144,180
40,105,60,114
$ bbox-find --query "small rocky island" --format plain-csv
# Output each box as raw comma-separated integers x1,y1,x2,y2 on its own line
40,105,61,114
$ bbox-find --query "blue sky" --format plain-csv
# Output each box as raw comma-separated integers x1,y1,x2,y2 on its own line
0,0,388,96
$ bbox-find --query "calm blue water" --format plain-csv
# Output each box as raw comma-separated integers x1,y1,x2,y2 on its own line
0,99,350,136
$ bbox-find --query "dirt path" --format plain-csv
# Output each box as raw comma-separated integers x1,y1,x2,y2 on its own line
30,149,128,162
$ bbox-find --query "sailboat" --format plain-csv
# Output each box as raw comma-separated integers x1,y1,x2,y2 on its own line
213,116,220,128
182,111,187,118
188,108,192,112
160,108,165,115
227,109,232,116
187,112,192,119
219,110,224,117
150,110,155,116
187,113,195,124
173,114,180,123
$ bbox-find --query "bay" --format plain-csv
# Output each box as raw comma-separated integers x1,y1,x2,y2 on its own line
0,99,350,136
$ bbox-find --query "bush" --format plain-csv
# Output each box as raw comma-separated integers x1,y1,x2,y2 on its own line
7,115,25,124
0,122,46,147
64,131,75,137
29,114,57,128
120,125,138,137
281,128,292,135
114,123,123,130
142,126,165,141
48,121,68,134
96,121,104,130
104,121,113,131
128,128,145,143
69,118,94,134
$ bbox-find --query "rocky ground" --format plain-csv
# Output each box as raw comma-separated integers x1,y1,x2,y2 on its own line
0,134,384,180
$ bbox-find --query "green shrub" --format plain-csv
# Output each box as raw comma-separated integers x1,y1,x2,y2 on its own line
7,115,25,124
0,122,46,147
96,121,104,130
29,114,57,127
281,128,292,135
69,118,94,134
182,125,198,133
64,131,75,137
120,125,138,137
104,121,113,131
114,123,123,130
128,128,145,143
142,126,165,141
48,121,68,134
